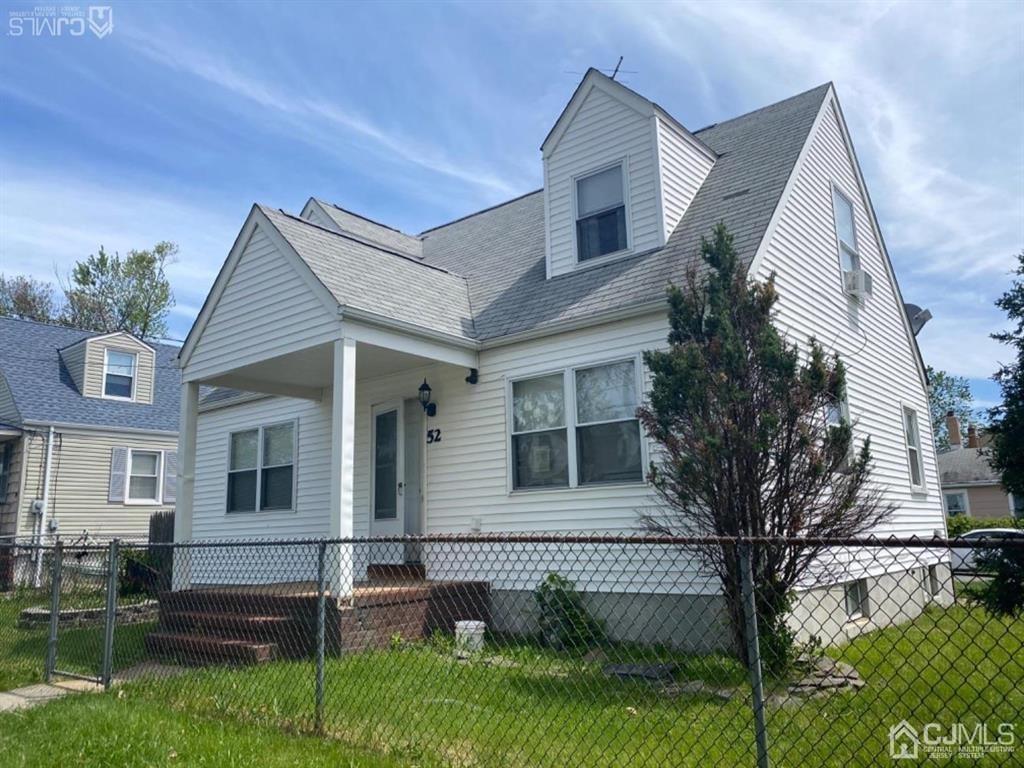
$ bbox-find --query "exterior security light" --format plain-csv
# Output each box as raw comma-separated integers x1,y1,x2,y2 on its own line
418,379,436,417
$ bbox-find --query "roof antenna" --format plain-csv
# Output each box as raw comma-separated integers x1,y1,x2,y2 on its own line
610,56,624,80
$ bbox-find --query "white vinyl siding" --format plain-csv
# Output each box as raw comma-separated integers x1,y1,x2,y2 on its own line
545,85,661,277
184,225,340,381
754,99,943,537
656,115,715,239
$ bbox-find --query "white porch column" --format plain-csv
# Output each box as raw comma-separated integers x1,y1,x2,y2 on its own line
329,337,357,597
172,380,199,590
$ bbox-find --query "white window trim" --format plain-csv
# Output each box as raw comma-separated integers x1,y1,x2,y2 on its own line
943,489,970,517
505,354,647,494
102,348,139,402
124,448,163,505
829,182,862,290
225,419,298,514
571,158,633,269
901,404,927,494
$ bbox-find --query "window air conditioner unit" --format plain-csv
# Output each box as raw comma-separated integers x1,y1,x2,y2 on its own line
843,269,872,299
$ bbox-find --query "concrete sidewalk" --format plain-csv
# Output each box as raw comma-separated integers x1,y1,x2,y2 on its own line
0,663,183,713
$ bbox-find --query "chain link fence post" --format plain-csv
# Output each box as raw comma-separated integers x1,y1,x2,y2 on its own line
739,540,770,768
101,538,120,690
315,539,327,734
44,541,62,683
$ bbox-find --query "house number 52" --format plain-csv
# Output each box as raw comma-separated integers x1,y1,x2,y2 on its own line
426,428,442,444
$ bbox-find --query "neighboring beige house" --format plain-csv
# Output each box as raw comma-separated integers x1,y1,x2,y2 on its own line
938,412,1022,520
170,70,947,647
0,317,179,587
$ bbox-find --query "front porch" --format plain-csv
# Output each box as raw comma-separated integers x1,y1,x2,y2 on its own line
145,570,491,665
175,321,479,597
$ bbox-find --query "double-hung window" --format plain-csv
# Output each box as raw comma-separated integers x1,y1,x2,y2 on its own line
510,359,643,490
576,164,627,262
944,491,968,517
831,186,860,274
0,443,11,500
104,349,137,399
126,450,161,503
825,389,854,470
228,422,296,513
902,406,925,491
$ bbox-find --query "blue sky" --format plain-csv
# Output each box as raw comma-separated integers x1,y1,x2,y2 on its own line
1,1,1021,409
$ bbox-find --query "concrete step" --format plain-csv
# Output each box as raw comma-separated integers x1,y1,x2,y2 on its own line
145,631,277,665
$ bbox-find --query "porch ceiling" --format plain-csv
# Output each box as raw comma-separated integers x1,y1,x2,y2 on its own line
199,341,447,402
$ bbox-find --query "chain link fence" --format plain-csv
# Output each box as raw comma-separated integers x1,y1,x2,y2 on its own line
2,533,1022,766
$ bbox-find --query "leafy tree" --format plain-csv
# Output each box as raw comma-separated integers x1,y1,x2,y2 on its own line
60,242,177,340
987,251,1024,496
638,223,892,674
0,275,58,323
926,366,974,451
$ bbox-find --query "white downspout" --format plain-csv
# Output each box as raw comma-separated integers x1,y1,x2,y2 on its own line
33,426,55,588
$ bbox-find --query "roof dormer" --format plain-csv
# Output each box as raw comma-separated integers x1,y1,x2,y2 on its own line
542,69,716,278
60,331,156,404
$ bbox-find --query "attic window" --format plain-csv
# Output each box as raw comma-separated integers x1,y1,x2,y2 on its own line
104,349,137,400
831,186,860,272
576,164,627,262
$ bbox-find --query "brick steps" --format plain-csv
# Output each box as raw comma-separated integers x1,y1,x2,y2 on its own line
145,631,277,665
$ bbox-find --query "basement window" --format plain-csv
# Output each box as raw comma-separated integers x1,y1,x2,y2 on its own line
576,164,627,262
844,579,869,621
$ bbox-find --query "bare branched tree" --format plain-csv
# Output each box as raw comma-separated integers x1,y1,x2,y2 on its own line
638,223,893,671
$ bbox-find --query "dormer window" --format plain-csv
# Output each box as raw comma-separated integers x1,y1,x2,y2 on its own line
576,164,627,262
104,349,137,399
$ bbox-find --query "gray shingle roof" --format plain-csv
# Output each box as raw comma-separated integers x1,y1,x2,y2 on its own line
0,317,180,432
255,84,830,345
417,84,831,341
259,207,475,340
938,448,1000,486
313,201,423,258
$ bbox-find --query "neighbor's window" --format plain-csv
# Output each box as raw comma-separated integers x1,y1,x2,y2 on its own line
104,349,137,399
943,491,967,517
0,443,11,499
844,578,869,620
511,373,568,489
902,406,925,490
1012,494,1024,520
228,423,295,513
510,359,643,491
831,186,860,273
127,450,161,503
575,360,642,485
927,565,941,597
576,164,627,262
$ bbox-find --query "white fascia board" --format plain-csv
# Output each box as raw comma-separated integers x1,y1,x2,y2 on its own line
22,420,178,437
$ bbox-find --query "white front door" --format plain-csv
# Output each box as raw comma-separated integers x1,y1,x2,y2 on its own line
370,401,405,557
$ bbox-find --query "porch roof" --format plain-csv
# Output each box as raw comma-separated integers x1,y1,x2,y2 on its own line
259,206,476,342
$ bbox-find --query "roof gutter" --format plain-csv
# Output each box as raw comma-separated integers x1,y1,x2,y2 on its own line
21,420,178,437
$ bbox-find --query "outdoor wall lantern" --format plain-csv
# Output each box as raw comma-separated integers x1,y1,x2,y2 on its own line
418,378,437,417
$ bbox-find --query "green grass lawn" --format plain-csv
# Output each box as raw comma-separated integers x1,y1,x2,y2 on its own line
0,590,152,690
118,604,1023,767
0,693,400,767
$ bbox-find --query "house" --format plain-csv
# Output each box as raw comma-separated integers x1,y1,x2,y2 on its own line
0,317,179,586
171,70,947,648
938,411,1022,520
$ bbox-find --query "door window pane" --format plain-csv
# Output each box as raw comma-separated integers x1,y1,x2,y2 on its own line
577,421,642,485
513,374,565,432
513,430,568,489
374,410,398,520
576,361,637,424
